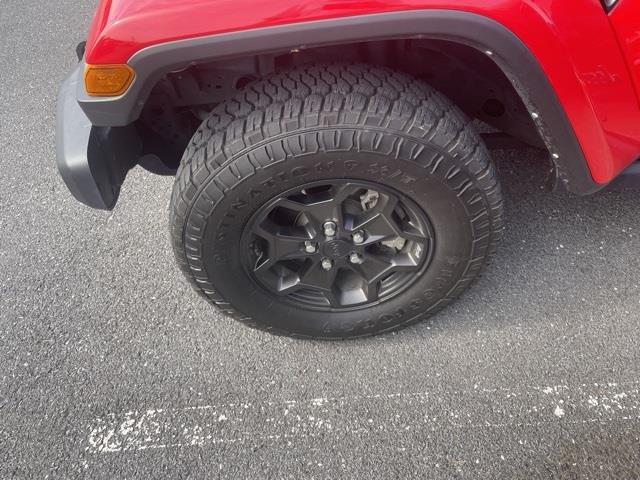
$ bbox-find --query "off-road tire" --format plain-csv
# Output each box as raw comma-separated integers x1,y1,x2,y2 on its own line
170,63,504,339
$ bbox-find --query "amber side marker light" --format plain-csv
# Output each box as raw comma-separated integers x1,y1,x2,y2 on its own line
84,64,135,96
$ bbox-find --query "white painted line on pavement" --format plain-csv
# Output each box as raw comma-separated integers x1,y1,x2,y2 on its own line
86,381,640,454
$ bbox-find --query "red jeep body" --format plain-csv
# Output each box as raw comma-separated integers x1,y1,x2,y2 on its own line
83,0,640,185
58,0,640,209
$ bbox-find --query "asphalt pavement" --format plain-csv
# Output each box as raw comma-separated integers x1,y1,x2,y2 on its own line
2,1,640,478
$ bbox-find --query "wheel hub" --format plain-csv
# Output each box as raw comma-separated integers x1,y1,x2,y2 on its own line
322,239,353,259
241,179,435,310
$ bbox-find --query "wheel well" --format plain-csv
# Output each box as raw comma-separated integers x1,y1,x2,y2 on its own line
135,39,545,173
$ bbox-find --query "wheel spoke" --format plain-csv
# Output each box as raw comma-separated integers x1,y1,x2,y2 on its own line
299,260,337,291
252,254,274,277
304,184,361,231
300,260,342,307
335,282,376,306
397,220,431,244
350,251,421,286
389,252,421,271
331,182,362,204
350,255,394,285
270,197,308,213
305,199,342,232
274,273,303,295
252,257,301,295
355,213,400,244
362,281,379,303
352,194,402,243
324,290,343,308
335,267,380,305
254,223,312,261
378,194,400,218
398,230,429,244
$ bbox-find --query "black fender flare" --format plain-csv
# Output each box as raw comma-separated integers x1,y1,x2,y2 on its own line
77,9,599,194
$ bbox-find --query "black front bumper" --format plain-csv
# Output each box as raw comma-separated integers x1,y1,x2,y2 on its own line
56,65,142,210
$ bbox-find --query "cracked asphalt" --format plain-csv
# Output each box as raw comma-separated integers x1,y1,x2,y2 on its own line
1,1,640,478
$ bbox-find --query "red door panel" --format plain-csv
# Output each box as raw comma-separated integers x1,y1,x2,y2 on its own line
609,1,640,107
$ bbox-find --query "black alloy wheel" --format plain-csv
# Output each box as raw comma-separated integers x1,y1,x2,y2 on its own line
241,180,435,310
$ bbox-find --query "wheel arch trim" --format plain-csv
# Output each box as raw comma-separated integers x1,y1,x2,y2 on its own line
77,9,599,194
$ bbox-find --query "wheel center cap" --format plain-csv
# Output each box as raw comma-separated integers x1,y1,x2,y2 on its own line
322,239,352,258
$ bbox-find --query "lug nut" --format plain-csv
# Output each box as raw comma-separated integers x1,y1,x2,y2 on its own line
352,231,364,244
323,221,337,237
304,241,317,254
349,252,363,264
321,258,334,271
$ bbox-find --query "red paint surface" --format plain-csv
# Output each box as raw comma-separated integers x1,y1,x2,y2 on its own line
609,1,640,107
84,0,640,184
